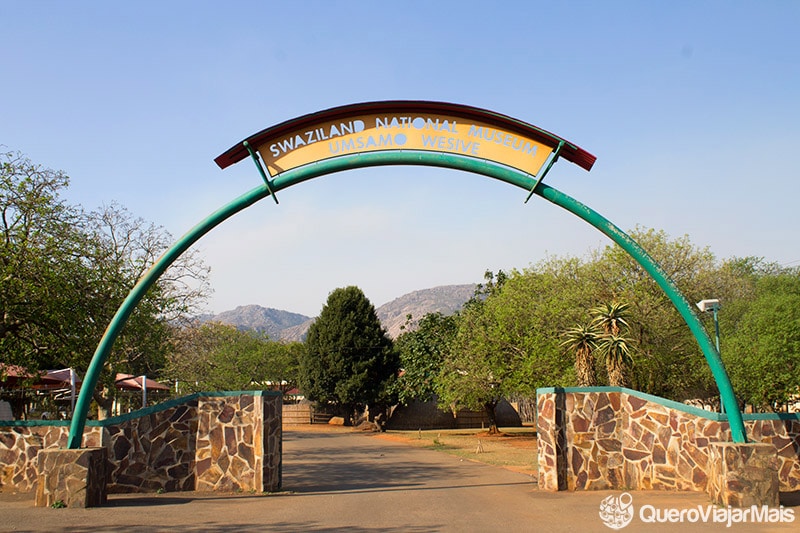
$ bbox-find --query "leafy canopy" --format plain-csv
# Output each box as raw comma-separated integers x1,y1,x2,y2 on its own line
166,322,302,393
394,312,457,404
300,286,398,420
1,150,210,416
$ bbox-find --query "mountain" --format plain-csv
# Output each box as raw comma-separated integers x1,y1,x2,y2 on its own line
203,284,476,341
276,318,316,342
375,284,476,339
207,305,311,339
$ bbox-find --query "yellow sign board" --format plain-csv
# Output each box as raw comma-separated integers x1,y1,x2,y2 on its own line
253,112,554,177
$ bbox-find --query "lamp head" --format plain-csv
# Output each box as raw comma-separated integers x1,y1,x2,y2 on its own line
696,299,721,312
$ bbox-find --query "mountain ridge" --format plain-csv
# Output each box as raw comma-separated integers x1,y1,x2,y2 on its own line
203,284,476,341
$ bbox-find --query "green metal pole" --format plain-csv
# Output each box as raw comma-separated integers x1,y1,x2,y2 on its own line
68,150,747,446
533,182,746,443
67,184,273,448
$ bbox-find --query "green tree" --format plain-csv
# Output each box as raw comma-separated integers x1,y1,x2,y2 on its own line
167,322,302,393
435,273,508,432
300,286,398,425
1,151,210,417
436,266,583,433
724,268,800,411
176,323,267,391
78,203,210,417
481,264,591,390
435,295,506,433
585,227,728,399
394,312,458,404
263,340,304,394
0,150,88,370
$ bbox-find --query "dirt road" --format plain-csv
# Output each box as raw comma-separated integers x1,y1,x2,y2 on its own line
1,428,796,532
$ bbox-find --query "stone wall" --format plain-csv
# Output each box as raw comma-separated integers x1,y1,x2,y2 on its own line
0,424,103,493
0,391,282,494
104,396,200,493
747,415,800,490
537,387,800,493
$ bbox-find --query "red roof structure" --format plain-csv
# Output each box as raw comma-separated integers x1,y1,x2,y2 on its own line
114,374,170,391
0,364,51,387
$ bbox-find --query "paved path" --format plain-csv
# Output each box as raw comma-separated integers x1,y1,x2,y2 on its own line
1,428,797,532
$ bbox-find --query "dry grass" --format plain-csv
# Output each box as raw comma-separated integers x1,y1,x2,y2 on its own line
374,427,538,476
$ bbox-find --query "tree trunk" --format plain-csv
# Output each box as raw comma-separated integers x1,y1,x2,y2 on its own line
93,389,114,420
607,362,629,388
483,401,500,434
367,403,388,432
575,349,597,387
339,404,354,426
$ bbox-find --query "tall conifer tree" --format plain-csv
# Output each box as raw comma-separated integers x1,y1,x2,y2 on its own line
301,286,397,424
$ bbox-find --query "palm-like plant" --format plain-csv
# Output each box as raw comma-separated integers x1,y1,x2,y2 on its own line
561,325,599,387
595,334,633,387
590,302,630,336
591,302,634,387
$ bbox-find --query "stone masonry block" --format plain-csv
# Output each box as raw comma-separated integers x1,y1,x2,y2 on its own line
707,442,779,508
35,447,107,508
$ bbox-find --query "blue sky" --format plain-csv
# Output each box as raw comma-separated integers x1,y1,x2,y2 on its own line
2,1,798,316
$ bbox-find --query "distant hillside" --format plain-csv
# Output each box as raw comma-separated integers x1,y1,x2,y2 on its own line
277,318,316,342
375,284,476,339
206,305,311,340
204,284,476,342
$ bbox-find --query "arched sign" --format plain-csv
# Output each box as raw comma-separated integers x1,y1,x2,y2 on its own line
67,101,746,448
214,101,596,176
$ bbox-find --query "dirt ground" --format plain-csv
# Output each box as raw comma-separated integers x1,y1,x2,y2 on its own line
287,423,538,474
2,426,798,532
373,426,538,476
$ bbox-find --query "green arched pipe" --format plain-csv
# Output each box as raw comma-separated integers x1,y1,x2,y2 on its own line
67,150,746,448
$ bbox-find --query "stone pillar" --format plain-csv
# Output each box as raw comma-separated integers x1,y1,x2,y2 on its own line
35,448,107,508
262,393,282,492
195,393,282,493
537,390,567,491
707,442,779,507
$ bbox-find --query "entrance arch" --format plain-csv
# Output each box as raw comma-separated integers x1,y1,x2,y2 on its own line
67,101,746,448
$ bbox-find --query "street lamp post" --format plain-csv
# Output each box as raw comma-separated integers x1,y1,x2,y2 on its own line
696,299,721,355
697,298,723,413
